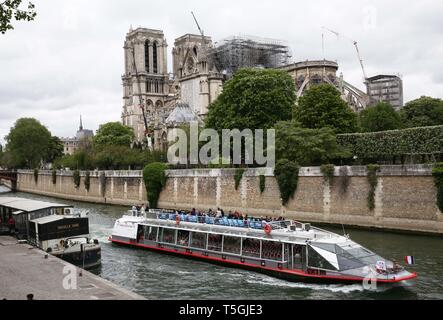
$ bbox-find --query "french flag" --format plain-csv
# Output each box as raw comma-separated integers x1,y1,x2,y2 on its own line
404,256,415,265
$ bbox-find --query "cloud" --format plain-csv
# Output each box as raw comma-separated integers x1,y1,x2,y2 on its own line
1,0,442,145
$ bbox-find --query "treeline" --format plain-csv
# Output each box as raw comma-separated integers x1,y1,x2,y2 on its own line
55,122,167,170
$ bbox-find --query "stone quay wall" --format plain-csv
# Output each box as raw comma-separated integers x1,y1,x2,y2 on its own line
14,165,443,234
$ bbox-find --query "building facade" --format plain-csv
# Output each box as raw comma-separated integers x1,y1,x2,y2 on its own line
365,74,403,109
61,117,94,155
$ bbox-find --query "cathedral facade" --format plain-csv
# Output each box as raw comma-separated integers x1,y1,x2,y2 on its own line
121,27,223,150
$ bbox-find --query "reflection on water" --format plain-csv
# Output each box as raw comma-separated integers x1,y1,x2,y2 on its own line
1,191,442,300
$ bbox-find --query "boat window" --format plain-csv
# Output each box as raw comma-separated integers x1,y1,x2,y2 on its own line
223,236,241,255
242,238,261,258
307,245,337,270
207,234,222,252
190,232,206,249
145,226,158,241
261,240,283,261
177,230,190,247
161,228,176,244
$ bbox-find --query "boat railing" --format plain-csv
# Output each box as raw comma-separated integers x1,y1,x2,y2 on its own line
153,211,286,231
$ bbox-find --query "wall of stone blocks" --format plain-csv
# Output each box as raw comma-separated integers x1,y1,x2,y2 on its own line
14,165,442,234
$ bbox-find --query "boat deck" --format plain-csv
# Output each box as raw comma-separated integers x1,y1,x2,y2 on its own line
125,211,345,243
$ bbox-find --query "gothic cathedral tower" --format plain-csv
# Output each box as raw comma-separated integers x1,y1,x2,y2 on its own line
121,27,170,143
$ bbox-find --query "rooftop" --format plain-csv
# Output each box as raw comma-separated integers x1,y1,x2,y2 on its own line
0,197,71,213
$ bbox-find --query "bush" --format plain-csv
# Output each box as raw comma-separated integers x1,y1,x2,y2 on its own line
84,171,90,191
234,168,245,190
320,164,335,184
337,125,443,161
367,164,380,211
274,159,300,205
259,175,266,193
143,162,168,208
33,168,38,184
432,163,443,212
73,169,80,188
51,168,56,185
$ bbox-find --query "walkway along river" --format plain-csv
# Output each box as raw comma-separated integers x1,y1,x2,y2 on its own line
1,189,442,300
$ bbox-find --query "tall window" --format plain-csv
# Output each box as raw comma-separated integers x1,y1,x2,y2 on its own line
153,41,158,74
145,40,150,72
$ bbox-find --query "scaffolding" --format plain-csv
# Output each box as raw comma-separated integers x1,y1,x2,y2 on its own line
207,35,292,78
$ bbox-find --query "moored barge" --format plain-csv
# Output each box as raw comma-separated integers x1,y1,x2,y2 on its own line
0,196,101,269
110,210,417,285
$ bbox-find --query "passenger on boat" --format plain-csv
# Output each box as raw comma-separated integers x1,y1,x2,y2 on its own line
131,205,137,216
140,204,146,216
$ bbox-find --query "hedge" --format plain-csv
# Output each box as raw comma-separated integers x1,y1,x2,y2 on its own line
337,125,443,159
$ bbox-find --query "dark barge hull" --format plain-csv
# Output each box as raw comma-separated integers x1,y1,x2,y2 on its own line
52,246,101,270
110,238,416,285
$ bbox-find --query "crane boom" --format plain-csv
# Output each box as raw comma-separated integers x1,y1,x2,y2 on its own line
191,11,204,37
322,26,368,80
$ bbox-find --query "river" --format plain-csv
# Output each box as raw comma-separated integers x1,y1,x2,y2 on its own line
1,189,442,300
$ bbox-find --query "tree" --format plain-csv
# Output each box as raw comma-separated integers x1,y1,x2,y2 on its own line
46,136,64,163
359,102,402,132
274,121,349,166
294,84,358,133
205,68,295,131
93,122,134,150
400,96,443,128
5,118,51,168
94,145,144,170
0,0,36,34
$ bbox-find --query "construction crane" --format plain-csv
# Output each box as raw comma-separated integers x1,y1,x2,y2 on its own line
190,11,210,59
322,26,368,80
191,11,204,37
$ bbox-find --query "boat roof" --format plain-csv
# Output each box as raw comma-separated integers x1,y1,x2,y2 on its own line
0,197,71,213
120,215,348,244
31,215,67,224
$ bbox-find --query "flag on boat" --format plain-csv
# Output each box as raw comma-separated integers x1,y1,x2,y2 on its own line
404,256,415,265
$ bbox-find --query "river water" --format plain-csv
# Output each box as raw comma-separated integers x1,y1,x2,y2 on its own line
1,189,442,300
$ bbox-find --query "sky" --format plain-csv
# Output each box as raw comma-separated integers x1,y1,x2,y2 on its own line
1,0,442,145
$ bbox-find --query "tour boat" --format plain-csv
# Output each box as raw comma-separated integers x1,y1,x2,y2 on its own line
109,209,417,285
0,197,101,269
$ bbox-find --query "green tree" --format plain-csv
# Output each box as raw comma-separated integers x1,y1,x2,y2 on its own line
274,121,348,166
93,122,134,150
0,0,36,34
359,102,402,132
46,136,64,163
95,145,144,170
205,68,295,131
143,162,168,208
5,118,51,168
57,150,95,170
400,96,443,128
294,84,358,133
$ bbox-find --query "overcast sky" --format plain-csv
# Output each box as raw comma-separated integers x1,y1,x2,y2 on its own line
1,0,442,145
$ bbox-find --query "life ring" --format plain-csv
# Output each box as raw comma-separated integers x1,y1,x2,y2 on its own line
175,215,180,225
264,223,272,235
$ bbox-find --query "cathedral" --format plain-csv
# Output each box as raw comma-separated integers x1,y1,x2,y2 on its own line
121,27,385,151
121,27,223,150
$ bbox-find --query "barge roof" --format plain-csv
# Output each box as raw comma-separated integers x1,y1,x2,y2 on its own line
0,197,71,213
